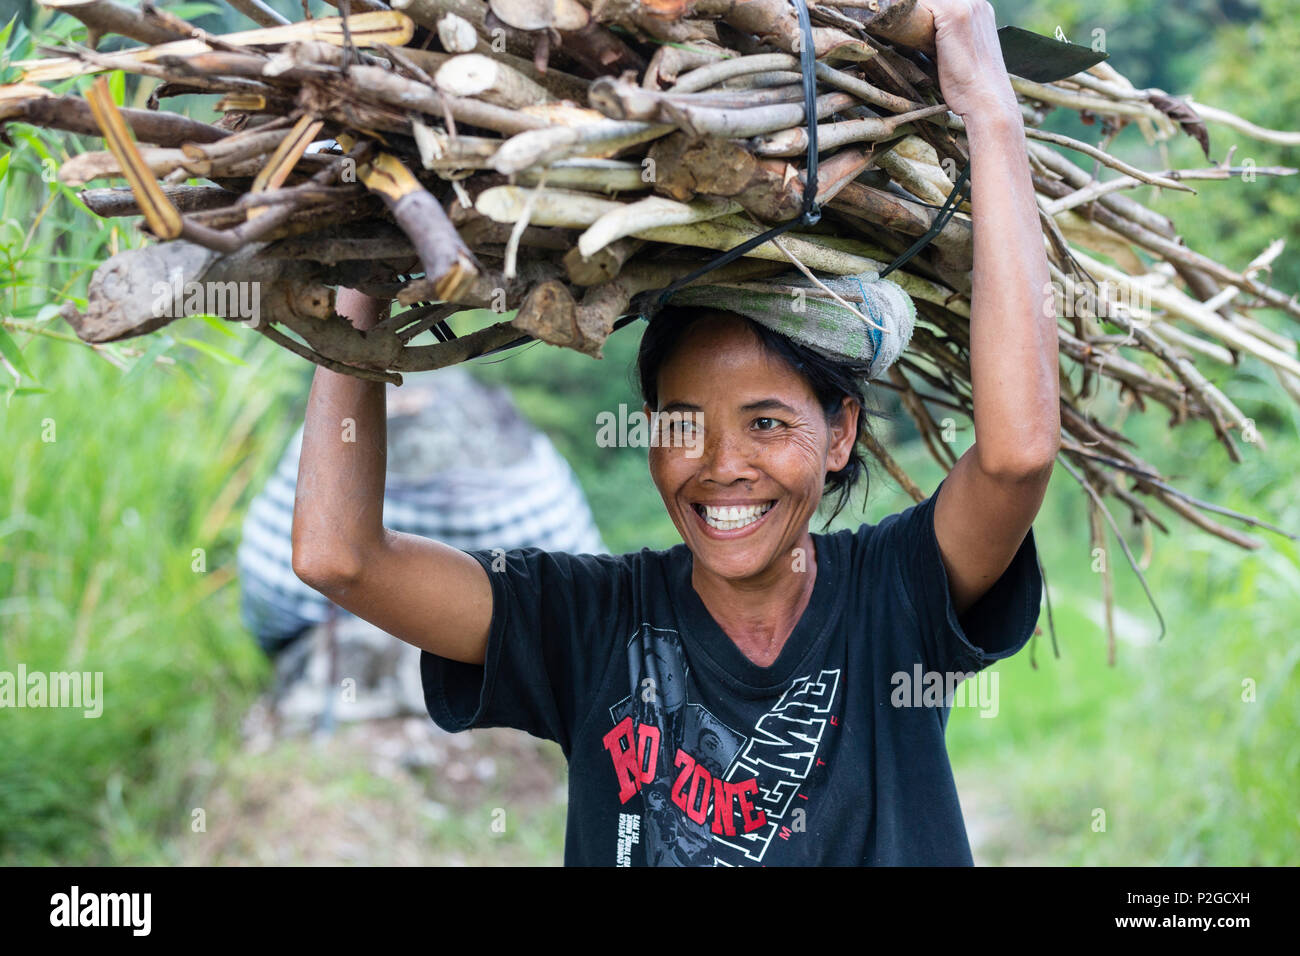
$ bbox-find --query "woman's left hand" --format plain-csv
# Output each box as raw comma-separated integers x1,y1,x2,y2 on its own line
921,0,1020,121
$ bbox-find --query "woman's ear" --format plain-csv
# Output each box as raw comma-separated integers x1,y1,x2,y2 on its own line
826,396,860,472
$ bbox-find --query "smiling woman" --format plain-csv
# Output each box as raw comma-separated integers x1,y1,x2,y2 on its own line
402,293,1047,866
635,305,885,667
290,0,1060,866
290,285,1047,865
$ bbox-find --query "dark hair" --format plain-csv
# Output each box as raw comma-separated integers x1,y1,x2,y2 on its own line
635,305,889,528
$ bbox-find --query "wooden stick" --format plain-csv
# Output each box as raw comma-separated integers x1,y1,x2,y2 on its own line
563,237,643,285
478,184,631,227
247,115,325,218
179,126,290,167
415,20,591,100
1043,162,1297,217
0,89,228,146
435,53,553,108
492,120,674,175
871,146,953,207
1010,76,1167,124
588,0,720,45
659,90,857,140
1037,172,1300,321
67,238,334,343
1182,96,1300,147
390,0,539,60
578,195,740,257
80,184,238,217
20,11,416,82
516,160,648,193
588,76,806,122
1023,127,1194,192
436,10,481,50
225,0,292,28
843,0,936,54
1029,141,1177,239
670,52,798,93
345,63,553,135
717,0,877,61
390,320,531,370
754,102,948,156
256,321,403,384
1068,249,1300,379
490,0,645,75
347,145,481,300
43,0,185,47
641,39,732,90
84,76,183,239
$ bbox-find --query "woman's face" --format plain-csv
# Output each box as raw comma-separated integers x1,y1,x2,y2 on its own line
646,312,859,583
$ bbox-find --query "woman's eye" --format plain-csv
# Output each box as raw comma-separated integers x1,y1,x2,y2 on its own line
753,417,782,431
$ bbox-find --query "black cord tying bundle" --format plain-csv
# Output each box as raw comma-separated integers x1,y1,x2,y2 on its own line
878,162,970,278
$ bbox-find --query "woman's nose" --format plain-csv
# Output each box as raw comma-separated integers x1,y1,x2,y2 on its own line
698,428,760,484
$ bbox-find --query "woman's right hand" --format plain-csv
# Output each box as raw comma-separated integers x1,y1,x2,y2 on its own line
289,287,494,665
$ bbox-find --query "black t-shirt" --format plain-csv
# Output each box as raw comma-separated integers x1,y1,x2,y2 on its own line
421,476,1042,866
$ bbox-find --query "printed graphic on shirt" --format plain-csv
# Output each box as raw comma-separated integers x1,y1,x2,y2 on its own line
601,623,841,866
712,666,841,865
615,812,641,867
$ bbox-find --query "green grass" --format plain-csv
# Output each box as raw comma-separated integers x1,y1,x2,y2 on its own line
0,330,306,863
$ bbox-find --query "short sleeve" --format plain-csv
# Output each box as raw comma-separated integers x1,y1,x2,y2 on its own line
870,476,1042,677
419,547,627,756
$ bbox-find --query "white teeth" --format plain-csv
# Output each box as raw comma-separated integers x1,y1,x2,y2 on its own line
699,501,773,530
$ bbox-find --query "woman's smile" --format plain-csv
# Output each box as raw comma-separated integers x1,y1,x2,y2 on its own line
691,498,778,535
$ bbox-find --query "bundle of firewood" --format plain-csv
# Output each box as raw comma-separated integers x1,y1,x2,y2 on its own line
5,0,1299,641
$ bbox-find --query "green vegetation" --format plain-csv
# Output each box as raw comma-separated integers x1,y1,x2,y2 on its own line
0,0,1296,864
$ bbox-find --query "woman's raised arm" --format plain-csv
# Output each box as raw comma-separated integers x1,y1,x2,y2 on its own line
922,0,1061,618
289,287,493,665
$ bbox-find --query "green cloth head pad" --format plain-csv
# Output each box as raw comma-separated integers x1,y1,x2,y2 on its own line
663,271,916,382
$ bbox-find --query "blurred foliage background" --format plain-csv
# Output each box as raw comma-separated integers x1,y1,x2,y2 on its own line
0,0,1296,865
